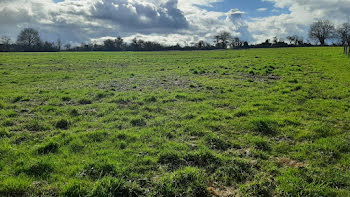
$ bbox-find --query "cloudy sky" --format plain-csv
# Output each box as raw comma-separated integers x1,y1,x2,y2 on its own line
1,0,349,45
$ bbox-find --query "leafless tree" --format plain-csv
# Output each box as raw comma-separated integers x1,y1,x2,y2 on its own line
337,23,350,46
308,20,335,46
17,28,41,49
57,39,62,51
1,36,11,45
287,35,304,45
230,37,243,48
1,36,11,51
214,31,232,49
64,43,71,50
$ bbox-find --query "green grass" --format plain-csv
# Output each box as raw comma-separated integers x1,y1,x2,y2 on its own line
0,47,350,196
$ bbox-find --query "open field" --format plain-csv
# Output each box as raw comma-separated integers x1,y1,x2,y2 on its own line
0,47,350,196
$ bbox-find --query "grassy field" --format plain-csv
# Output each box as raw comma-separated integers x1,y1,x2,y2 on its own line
0,47,350,196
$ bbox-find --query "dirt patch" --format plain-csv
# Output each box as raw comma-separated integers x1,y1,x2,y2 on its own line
276,157,305,168
208,186,239,197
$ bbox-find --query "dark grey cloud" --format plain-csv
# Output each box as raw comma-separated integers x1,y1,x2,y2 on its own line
90,0,188,33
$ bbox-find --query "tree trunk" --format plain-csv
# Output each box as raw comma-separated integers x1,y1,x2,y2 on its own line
320,39,325,46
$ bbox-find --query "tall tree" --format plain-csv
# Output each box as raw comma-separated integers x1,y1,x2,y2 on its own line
103,39,115,51
57,39,62,51
337,23,350,46
214,31,232,49
115,37,124,51
16,28,41,50
0,36,11,51
309,20,335,46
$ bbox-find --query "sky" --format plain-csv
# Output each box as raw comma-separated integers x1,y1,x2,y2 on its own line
1,0,350,46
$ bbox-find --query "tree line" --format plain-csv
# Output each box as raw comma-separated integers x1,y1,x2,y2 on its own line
1,19,349,52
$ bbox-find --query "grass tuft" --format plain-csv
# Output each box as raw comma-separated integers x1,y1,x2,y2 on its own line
156,167,210,197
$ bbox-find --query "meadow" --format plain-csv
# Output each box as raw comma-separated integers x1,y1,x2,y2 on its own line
0,47,350,196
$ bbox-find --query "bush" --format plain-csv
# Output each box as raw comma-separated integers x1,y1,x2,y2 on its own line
37,141,60,154
91,177,143,197
56,119,70,130
61,180,90,197
156,167,209,197
251,118,277,135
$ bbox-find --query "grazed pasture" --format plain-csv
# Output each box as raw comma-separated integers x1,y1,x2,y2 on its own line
0,47,350,196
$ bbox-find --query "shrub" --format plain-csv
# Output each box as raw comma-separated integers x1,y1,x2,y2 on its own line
37,141,60,154
91,177,143,197
251,118,277,135
61,180,90,197
156,167,209,197
56,119,70,130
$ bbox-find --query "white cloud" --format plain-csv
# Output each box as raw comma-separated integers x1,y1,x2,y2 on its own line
257,8,268,12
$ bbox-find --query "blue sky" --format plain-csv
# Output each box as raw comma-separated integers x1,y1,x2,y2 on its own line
196,0,289,19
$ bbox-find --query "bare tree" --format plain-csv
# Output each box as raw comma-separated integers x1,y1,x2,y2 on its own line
287,35,304,45
230,37,243,48
1,36,11,51
17,28,41,49
337,23,350,46
64,43,71,50
309,20,335,46
1,36,11,45
57,39,62,51
214,31,232,49
115,37,124,50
